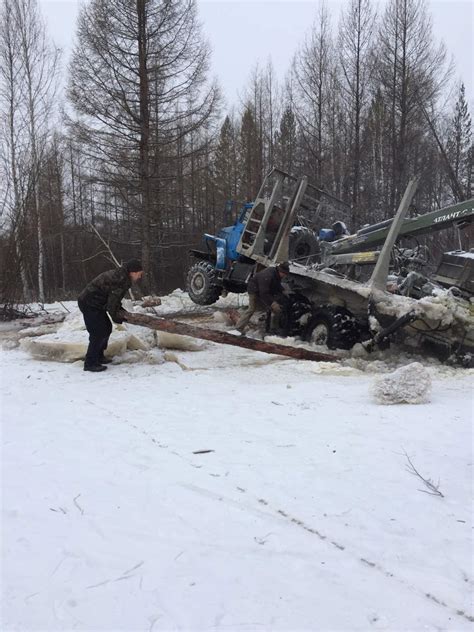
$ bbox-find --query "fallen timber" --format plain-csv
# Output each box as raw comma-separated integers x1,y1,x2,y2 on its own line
121,310,338,363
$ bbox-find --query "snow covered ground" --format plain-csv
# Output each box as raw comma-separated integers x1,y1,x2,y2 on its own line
1,298,473,631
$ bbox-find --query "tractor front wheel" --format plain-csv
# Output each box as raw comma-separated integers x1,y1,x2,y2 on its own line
186,261,222,305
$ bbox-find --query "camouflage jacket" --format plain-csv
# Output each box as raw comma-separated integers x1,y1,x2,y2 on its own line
247,266,284,308
78,267,131,318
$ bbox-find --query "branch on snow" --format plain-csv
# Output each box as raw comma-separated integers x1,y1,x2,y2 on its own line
403,450,444,498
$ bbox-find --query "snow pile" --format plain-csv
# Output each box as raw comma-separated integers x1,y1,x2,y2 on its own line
0,317,67,350
20,329,130,362
19,308,208,363
19,311,126,362
123,313,209,351
372,362,432,404
155,331,208,351
417,289,473,327
212,309,235,326
17,323,61,338
373,285,473,329
111,349,165,365
1,338,21,351
135,288,246,316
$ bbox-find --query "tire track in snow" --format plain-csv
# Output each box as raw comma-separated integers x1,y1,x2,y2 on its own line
84,400,473,625
183,483,473,625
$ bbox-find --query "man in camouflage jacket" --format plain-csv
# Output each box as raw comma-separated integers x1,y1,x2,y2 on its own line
236,262,290,334
78,259,143,372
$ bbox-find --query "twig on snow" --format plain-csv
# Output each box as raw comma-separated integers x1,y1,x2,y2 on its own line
123,560,144,575
403,450,444,498
73,494,84,514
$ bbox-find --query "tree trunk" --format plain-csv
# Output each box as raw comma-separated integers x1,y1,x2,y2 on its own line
137,0,152,292
121,310,337,363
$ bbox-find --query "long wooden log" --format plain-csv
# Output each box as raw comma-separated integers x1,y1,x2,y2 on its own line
121,310,337,363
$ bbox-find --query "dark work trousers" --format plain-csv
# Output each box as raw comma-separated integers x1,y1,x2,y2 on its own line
78,301,112,367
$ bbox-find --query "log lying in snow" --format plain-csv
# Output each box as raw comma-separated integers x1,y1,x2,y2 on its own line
121,310,337,363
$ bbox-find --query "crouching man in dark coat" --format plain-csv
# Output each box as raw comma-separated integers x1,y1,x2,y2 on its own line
78,259,143,372
236,261,290,335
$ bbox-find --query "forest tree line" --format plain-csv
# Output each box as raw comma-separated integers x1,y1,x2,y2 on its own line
0,0,472,303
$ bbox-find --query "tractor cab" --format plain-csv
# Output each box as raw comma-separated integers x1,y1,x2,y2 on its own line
215,202,254,263
186,168,349,305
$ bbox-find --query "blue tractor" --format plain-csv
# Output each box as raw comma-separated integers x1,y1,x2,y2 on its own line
186,168,349,305
186,202,257,304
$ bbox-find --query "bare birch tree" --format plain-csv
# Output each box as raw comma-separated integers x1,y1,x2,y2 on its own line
0,0,60,302
17,0,60,301
0,0,30,298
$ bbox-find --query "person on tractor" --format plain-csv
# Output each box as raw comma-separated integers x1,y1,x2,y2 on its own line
235,262,290,335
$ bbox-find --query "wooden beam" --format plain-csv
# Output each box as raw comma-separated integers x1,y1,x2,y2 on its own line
121,310,337,363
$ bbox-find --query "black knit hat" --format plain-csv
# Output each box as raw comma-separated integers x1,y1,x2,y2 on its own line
278,261,290,273
124,258,143,273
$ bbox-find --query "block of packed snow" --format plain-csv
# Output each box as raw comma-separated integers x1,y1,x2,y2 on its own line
20,330,130,362
155,331,207,351
212,310,232,325
17,323,61,338
112,349,165,364
372,362,432,405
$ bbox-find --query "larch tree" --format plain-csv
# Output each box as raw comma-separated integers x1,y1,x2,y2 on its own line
238,105,261,202
447,82,473,199
240,61,283,177
274,105,298,176
291,2,333,184
213,114,238,221
364,87,392,215
68,0,219,291
376,0,449,212
260,60,282,173
337,0,376,218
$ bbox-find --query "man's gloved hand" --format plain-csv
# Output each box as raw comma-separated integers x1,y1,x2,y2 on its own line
271,301,282,314
111,312,126,324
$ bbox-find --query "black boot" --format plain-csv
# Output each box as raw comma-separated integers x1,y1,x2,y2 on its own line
98,356,112,364
84,364,107,372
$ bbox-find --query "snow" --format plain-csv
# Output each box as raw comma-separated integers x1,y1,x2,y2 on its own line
12,308,209,362
290,263,473,335
1,300,473,631
445,250,474,259
290,263,373,300
139,288,247,316
372,362,432,404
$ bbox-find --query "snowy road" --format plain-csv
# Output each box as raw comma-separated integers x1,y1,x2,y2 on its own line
1,342,473,631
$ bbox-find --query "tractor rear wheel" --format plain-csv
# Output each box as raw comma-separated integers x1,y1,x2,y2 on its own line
305,305,360,350
186,261,222,305
289,227,319,261
286,294,314,337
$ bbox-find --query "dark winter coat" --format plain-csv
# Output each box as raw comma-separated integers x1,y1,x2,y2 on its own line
247,266,284,308
78,267,131,321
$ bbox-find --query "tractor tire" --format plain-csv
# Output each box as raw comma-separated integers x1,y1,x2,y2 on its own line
286,294,314,337
305,305,360,350
186,260,222,305
289,227,319,261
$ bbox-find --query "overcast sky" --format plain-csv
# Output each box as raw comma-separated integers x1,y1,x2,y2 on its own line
39,0,473,109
